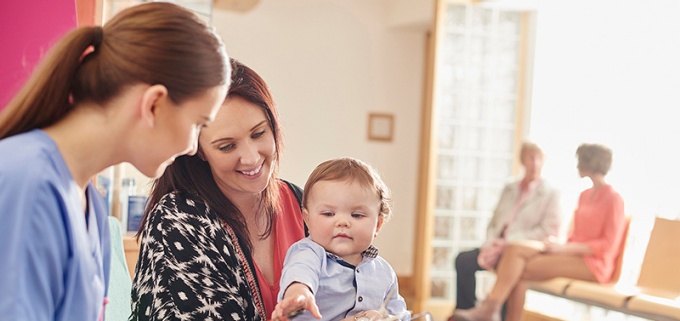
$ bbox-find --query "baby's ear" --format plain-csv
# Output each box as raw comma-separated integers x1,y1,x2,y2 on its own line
375,216,385,237
302,207,310,223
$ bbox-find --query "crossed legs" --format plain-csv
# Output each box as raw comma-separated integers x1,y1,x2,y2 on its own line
452,243,596,321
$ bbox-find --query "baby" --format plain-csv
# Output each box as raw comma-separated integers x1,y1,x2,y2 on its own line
272,157,408,321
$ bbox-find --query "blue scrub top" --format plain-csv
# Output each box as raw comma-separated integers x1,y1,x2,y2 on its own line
0,130,111,321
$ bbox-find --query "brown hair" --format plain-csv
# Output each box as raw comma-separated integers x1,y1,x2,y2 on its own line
0,2,229,139
576,143,613,175
138,58,284,253
303,157,392,222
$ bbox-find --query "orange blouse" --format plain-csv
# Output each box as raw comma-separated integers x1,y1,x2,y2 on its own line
253,181,306,318
568,184,626,283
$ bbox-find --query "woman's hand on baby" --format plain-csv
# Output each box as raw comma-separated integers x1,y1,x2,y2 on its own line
271,283,322,321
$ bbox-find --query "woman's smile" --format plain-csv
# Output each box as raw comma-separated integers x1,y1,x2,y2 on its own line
238,163,263,177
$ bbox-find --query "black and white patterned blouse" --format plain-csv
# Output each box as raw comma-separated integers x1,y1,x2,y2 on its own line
129,191,263,321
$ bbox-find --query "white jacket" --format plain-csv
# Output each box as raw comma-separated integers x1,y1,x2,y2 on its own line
485,179,562,243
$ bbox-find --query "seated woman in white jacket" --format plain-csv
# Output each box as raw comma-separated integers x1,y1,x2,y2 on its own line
450,141,562,321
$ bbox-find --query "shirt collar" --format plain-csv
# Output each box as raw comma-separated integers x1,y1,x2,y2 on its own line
362,244,379,258
325,244,380,263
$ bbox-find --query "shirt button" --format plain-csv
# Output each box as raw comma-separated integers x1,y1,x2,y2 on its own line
356,269,360,273
358,296,364,302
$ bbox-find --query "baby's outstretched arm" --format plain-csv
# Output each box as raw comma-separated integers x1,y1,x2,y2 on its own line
272,282,322,321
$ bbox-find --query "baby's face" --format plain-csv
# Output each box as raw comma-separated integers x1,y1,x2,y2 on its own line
304,179,384,266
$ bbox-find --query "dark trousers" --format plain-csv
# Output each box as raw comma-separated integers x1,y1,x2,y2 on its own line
454,248,507,319
455,248,483,310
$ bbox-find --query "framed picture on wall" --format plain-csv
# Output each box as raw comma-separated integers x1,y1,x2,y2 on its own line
367,112,394,142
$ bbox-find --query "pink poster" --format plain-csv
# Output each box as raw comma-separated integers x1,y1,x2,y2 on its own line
0,0,77,110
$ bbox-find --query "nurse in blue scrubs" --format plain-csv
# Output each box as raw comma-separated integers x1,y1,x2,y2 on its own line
0,3,230,320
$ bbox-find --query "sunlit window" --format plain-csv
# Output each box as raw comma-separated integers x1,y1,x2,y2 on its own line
524,1,680,317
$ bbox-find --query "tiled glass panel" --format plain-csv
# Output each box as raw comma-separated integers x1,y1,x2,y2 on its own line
432,246,455,271
436,185,455,210
430,3,525,303
434,216,455,241
438,155,456,179
460,216,480,241
438,125,456,149
486,157,512,182
490,98,516,124
459,156,479,180
489,128,515,152
461,186,479,211
445,5,467,29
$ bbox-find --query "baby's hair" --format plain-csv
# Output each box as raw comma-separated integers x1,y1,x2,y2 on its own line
302,157,392,222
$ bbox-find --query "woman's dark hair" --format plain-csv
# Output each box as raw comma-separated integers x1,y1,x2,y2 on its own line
576,143,613,175
0,2,229,139
138,58,284,253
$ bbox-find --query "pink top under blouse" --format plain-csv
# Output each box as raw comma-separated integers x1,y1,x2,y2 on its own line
253,181,306,318
568,184,626,283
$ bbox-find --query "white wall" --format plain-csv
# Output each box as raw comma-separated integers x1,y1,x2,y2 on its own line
386,0,434,31
213,0,430,275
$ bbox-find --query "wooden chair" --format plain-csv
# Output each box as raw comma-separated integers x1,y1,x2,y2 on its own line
560,215,633,307
625,217,680,321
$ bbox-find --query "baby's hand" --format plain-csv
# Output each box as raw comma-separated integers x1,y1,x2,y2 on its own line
350,310,386,321
271,283,322,321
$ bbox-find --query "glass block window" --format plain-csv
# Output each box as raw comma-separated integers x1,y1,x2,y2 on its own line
429,3,529,302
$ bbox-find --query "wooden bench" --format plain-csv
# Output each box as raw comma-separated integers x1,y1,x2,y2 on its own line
526,217,680,321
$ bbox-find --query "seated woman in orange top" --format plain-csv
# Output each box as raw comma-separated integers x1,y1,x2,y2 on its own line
453,143,626,321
